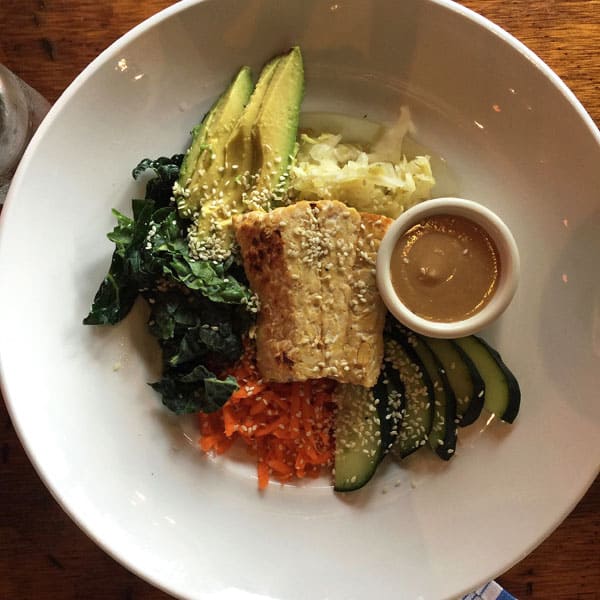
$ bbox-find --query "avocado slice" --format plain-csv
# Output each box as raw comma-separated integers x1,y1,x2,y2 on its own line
186,56,282,261
176,66,254,219
252,46,304,205
225,56,280,182
181,47,305,262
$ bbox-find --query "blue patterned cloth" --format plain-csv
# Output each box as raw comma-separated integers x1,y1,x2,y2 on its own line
462,581,516,600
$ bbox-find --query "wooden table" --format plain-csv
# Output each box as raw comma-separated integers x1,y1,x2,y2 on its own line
1,1,598,598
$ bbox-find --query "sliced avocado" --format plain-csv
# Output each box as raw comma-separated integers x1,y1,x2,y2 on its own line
181,47,305,262
176,66,254,219
186,56,282,261
252,46,304,205
225,57,280,182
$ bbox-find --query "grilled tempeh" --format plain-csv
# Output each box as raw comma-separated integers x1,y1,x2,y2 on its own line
234,200,391,386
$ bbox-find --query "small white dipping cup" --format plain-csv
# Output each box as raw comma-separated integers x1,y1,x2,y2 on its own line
376,197,520,339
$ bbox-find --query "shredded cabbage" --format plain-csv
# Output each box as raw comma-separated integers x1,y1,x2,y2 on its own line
289,115,435,218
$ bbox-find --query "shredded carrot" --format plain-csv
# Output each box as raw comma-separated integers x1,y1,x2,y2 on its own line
198,348,336,489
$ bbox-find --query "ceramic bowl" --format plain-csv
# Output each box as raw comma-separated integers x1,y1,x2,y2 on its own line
0,1,599,599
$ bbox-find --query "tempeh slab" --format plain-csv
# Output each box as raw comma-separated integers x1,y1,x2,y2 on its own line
234,200,391,386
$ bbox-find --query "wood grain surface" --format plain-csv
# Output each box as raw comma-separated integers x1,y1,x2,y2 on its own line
1,1,598,599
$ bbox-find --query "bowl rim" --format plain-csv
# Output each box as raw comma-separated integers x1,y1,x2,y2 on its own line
1,1,599,599
376,197,520,338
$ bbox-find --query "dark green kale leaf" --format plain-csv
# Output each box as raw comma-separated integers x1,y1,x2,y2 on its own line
84,197,253,323
85,154,255,415
82,253,139,325
151,365,238,415
84,199,155,325
146,291,243,414
106,209,134,252
148,291,245,367
84,154,253,325
143,204,253,305
132,155,184,206
169,321,240,367
164,253,251,304
84,154,183,325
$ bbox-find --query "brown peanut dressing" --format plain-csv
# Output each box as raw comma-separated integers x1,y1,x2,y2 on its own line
390,214,500,322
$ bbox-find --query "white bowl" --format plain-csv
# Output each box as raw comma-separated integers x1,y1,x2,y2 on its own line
1,1,599,600
377,197,520,338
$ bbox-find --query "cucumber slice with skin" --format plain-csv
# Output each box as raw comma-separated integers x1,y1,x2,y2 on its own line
373,361,405,454
385,337,434,458
421,336,485,427
333,384,381,492
454,336,521,423
403,331,457,460
334,365,404,492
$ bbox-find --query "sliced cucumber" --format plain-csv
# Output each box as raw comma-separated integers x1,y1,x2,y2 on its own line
334,362,405,492
372,361,405,454
384,337,434,459
334,384,381,492
421,336,485,427
454,336,520,423
402,331,457,460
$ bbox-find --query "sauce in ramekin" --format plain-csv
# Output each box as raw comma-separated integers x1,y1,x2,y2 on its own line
390,214,500,322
